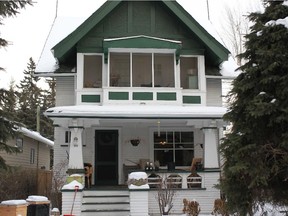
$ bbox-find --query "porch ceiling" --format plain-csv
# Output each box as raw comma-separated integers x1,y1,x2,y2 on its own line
45,105,226,119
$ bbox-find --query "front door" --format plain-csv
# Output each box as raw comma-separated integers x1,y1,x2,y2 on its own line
94,130,118,185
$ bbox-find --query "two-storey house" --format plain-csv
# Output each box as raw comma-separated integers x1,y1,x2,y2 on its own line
36,0,236,215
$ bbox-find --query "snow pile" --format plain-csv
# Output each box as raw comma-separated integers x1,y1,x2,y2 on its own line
254,203,288,216
26,195,48,202
128,172,149,189
62,180,84,190
0,200,27,206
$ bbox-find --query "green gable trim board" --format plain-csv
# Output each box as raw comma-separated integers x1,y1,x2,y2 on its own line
81,94,101,103
133,92,153,100
103,35,182,63
183,95,201,104
157,92,177,101
52,0,121,60
109,92,129,100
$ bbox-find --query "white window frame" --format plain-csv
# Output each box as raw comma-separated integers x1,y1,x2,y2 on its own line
107,48,176,87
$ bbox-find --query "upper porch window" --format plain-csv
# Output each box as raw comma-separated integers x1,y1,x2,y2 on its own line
83,55,102,88
180,56,198,89
109,52,175,88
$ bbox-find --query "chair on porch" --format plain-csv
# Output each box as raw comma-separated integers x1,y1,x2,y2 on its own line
190,158,203,171
84,163,93,188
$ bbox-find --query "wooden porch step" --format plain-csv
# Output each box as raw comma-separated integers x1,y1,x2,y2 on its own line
81,209,130,216
81,189,130,215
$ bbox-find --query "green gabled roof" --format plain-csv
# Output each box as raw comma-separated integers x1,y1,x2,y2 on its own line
163,1,230,63
52,0,121,60
52,0,229,64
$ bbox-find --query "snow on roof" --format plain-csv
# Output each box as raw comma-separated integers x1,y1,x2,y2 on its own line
19,127,54,147
45,105,227,119
36,16,87,73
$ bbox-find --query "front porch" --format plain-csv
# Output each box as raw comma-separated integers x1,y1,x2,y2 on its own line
62,169,220,216
47,104,226,215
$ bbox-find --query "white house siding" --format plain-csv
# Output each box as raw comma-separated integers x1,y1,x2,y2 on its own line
148,172,220,215
206,78,222,107
193,128,204,159
79,124,205,185
55,76,75,106
53,127,69,175
0,136,51,170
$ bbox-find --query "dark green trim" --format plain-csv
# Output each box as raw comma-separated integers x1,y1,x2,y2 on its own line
82,94,101,103
61,189,84,192
163,1,230,64
53,1,121,61
181,49,205,55
201,127,218,130
183,96,201,104
68,126,85,129
109,92,129,100
53,124,60,127
103,35,181,64
47,115,223,120
133,92,153,100
157,92,177,101
52,0,229,64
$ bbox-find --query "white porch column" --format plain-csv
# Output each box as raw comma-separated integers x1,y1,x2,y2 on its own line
68,119,84,170
202,127,219,169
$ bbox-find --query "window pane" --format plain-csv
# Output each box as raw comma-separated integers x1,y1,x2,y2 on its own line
30,148,35,164
154,150,173,166
110,53,130,87
180,57,198,89
84,55,102,88
132,53,152,87
154,130,194,166
154,53,174,87
175,150,194,166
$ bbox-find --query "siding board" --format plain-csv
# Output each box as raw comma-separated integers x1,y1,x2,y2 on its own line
206,78,222,106
56,77,75,106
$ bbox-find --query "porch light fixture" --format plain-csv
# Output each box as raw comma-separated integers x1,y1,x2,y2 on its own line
73,137,78,147
130,139,140,146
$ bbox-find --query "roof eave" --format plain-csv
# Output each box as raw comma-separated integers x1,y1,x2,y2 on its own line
52,0,122,61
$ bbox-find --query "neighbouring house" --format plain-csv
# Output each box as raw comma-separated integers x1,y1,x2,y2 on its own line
0,127,54,170
35,0,237,215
